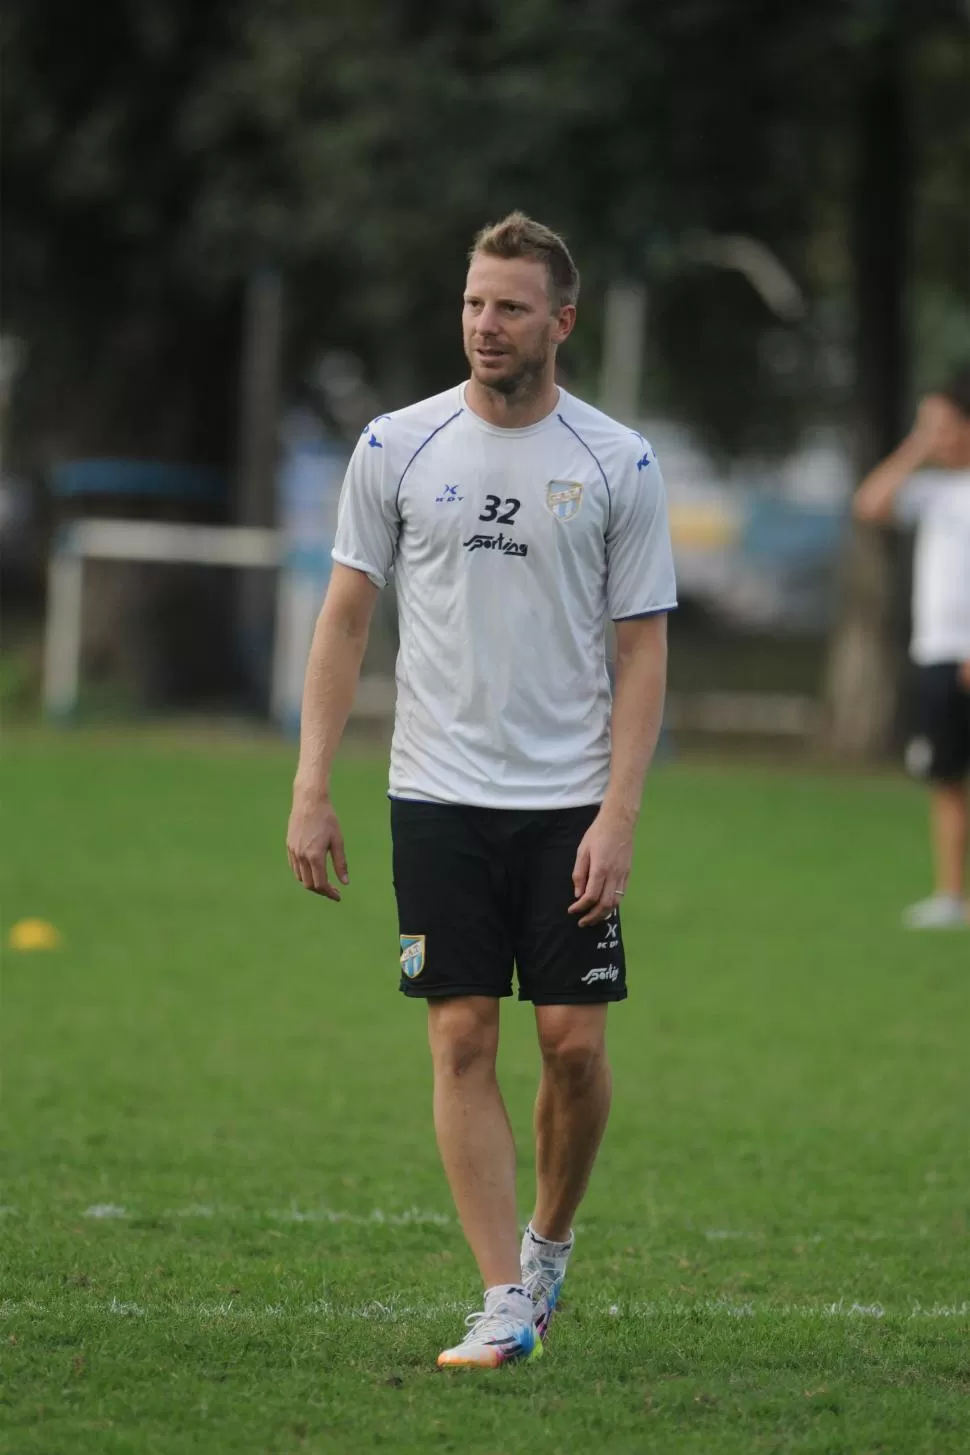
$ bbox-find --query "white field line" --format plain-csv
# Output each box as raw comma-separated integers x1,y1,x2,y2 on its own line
0,1297,966,1323
75,1204,453,1226
0,1206,947,1245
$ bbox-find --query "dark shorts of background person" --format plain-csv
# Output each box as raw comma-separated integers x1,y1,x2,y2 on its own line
390,800,628,1004
904,662,970,784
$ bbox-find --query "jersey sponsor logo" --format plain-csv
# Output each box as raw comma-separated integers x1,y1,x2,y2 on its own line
581,964,620,986
400,934,426,979
546,480,584,522
436,484,464,503
463,532,529,558
636,450,651,471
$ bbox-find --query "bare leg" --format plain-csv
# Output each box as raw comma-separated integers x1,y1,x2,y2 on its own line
931,781,968,898
427,996,521,1289
530,1004,612,1243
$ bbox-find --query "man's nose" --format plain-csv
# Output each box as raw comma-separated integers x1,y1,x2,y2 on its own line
476,305,500,334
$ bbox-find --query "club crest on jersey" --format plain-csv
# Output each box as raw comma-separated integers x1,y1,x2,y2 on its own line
546,480,584,522
400,934,426,979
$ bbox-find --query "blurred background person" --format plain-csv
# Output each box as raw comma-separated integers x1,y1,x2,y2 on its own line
853,371,970,929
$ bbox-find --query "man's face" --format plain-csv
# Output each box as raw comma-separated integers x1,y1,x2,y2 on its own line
914,394,970,470
930,397,970,470
462,255,574,395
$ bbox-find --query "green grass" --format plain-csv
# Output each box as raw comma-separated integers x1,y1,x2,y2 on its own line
2,732,968,1454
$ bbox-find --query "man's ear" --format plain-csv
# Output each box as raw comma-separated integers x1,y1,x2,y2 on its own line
554,304,577,345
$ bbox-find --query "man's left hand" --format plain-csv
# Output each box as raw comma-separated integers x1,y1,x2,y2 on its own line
569,808,635,927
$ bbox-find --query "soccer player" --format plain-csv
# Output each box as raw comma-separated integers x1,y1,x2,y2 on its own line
853,371,970,929
286,213,676,1365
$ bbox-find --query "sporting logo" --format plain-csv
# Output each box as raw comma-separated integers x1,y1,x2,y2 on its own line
400,934,426,979
546,480,584,522
581,964,620,986
463,532,529,558
436,484,463,504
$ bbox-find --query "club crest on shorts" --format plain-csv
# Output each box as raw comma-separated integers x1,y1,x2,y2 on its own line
546,480,584,522
400,934,426,979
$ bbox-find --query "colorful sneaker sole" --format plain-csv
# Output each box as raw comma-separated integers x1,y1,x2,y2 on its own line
437,1336,543,1370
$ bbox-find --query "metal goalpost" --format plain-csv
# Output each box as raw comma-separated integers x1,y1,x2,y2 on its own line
42,518,291,722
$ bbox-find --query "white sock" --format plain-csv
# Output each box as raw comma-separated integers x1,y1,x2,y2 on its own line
526,1223,573,1256
484,1284,533,1320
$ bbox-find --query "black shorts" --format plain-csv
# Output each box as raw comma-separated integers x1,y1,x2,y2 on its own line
904,663,970,784
390,800,627,1004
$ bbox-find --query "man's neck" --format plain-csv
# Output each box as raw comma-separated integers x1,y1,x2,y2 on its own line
464,374,560,430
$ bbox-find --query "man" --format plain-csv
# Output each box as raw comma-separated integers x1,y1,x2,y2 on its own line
853,370,970,929
286,213,676,1366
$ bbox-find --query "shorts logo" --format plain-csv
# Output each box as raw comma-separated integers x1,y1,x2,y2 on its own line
546,480,584,522
400,934,426,979
905,736,934,780
597,915,620,952
582,964,620,986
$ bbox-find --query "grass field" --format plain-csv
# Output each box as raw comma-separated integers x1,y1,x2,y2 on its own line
2,732,968,1454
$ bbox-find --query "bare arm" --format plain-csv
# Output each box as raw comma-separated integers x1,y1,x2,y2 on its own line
852,436,928,523
853,397,950,523
286,563,379,899
570,613,668,926
602,613,668,821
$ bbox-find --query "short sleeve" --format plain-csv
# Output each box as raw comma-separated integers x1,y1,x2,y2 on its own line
895,471,949,526
331,419,400,588
606,443,678,621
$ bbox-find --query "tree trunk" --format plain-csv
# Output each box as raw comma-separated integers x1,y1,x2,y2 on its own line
234,268,283,706
824,16,912,761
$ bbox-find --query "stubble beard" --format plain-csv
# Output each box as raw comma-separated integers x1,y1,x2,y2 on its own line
468,342,551,406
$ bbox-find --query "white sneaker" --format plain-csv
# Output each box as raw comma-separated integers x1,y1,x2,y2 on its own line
902,895,968,930
437,1288,541,1369
521,1224,573,1342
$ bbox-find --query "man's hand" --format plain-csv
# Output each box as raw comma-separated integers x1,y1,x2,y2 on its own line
569,807,635,927
959,661,970,693
286,786,349,901
853,393,959,525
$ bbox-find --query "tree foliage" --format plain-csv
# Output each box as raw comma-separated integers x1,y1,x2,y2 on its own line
4,0,968,462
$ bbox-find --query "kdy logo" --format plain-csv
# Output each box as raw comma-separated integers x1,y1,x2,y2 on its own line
546,480,584,522
597,915,620,953
400,934,426,979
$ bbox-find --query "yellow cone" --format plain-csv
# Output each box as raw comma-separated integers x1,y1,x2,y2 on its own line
7,919,63,951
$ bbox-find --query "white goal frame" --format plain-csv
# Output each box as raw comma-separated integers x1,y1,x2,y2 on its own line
42,518,293,721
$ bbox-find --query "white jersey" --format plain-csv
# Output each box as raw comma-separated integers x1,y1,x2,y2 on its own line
897,471,970,665
333,383,677,808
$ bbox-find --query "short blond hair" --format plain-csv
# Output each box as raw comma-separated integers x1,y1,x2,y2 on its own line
470,211,580,310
